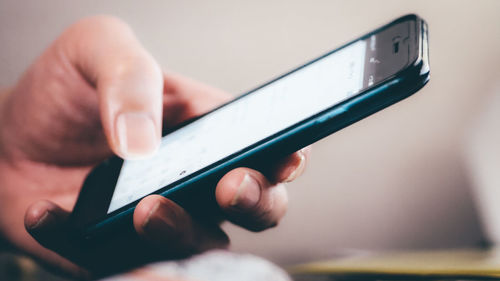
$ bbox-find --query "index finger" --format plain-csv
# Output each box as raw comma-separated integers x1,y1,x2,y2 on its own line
161,72,232,127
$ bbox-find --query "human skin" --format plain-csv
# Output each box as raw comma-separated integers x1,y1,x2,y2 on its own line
0,16,310,279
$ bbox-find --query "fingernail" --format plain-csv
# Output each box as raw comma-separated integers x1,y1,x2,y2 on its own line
230,173,260,210
142,201,176,238
284,149,306,182
27,210,52,230
116,112,159,159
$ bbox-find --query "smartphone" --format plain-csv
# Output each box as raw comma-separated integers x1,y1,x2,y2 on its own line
70,14,430,242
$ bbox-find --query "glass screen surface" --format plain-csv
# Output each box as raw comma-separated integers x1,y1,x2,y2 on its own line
108,39,369,213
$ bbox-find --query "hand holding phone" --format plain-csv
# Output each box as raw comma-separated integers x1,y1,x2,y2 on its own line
70,14,429,247
0,16,306,278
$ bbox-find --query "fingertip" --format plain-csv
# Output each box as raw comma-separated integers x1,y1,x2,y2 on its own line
216,168,264,211
217,168,290,232
267,183,289,223
301,146,312,160
215,168,246,209
24,201,50,230
274,146,312,183
135,196,229,254
244,183,289,232
134,195,191,241
24,200,68,234
133,195,168,235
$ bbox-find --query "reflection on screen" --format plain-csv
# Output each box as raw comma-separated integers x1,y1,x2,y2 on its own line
108,40,367,213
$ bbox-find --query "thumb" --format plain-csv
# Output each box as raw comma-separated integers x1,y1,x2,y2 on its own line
58,16,163,159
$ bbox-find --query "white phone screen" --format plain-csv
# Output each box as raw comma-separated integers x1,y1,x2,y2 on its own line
108,40,367,213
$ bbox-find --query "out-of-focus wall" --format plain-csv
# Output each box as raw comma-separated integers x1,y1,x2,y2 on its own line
1,0,499,265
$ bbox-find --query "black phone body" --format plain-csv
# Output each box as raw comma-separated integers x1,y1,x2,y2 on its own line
70,14,430,243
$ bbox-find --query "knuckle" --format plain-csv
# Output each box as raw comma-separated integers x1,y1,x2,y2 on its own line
100,51,161,86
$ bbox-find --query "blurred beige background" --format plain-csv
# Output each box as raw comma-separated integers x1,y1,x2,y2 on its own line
1,0,499,266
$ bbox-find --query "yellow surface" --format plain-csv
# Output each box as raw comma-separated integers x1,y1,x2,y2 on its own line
290,248,500,278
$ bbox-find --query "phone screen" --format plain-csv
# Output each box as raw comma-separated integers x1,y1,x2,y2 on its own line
107,23,410,213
